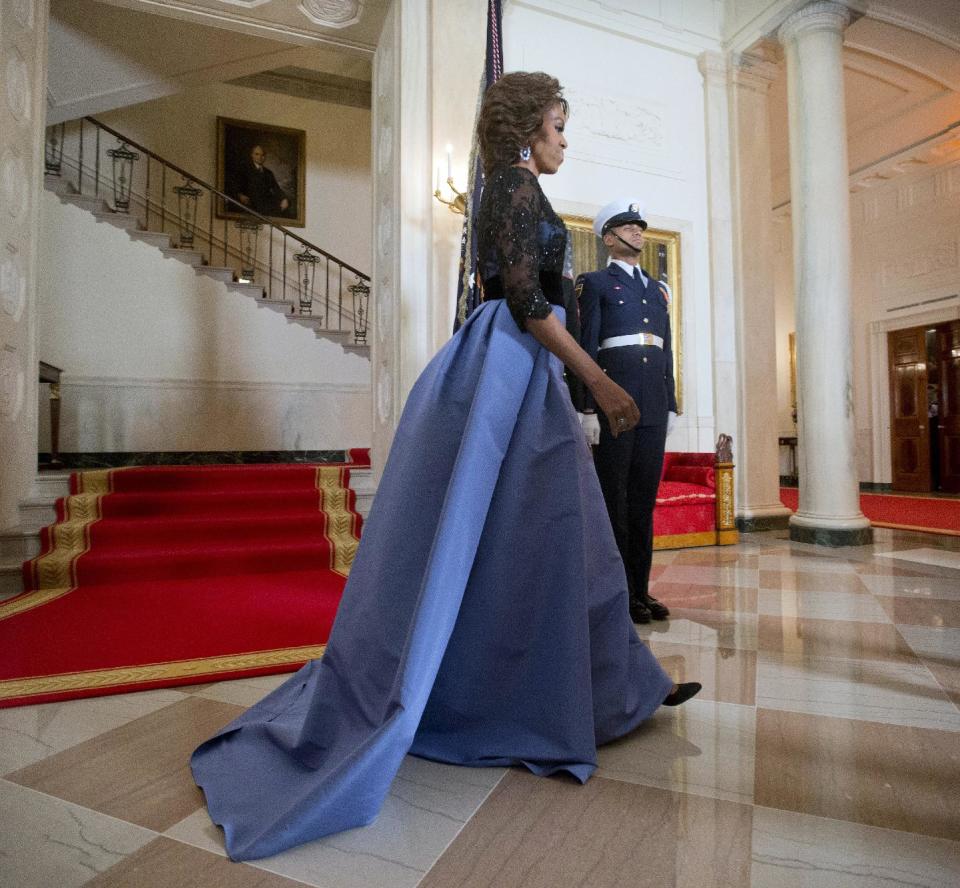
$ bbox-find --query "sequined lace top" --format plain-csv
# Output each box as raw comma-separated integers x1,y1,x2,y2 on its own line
476,165,568,330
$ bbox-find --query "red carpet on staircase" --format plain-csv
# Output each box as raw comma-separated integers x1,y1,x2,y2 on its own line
780,487,960,535
0,454,369,708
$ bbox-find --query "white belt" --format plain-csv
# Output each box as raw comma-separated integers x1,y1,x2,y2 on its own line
599,333,663,350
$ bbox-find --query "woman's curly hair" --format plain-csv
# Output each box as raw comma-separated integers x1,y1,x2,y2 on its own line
477,72,568,177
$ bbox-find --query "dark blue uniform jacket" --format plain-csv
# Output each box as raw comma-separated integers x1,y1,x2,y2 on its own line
577,263,678,426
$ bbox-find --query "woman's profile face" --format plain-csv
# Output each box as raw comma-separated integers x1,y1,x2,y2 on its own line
530,103,567,175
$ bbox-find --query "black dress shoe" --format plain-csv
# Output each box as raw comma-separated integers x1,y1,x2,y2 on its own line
629,598,652,624
643,595,670,621
662,682,702,706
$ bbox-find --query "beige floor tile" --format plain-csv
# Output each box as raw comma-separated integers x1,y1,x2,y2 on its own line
757,614,919,662
858,573,960,600
750,805,960,888
758,570,870,593
0,688,187,775
7,696,243,831
877,596,960,628
754,708,960,841
419,771,753,888
598,699,756,804
192,672,294,707
649,640,757,705
0,779,156,888
638,609,758,651
85,837,311,887
649,580,758,613
165,755,506,888
657,563,760,589
757,588,892,623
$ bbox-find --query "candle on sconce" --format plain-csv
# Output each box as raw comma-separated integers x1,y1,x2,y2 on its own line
445,144,453,180
435,165,441,193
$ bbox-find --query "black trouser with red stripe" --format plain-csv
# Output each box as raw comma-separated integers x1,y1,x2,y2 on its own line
594,420,668,601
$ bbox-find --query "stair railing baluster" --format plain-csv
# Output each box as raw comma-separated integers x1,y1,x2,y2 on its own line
94,127,100,198
283,234,288,304
208,189,213,266
325,259,330,330
145,155,151,230
268,230,273,300
77,118,84,195
338,265,343,332
160,164,166,232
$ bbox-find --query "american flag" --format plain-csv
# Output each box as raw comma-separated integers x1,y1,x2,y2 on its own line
454,0,504,331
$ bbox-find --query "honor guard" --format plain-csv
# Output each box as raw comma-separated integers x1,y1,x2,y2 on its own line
577,199,678,624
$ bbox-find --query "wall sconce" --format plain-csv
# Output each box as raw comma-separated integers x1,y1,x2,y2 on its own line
45,123,65,176
434,144,467,215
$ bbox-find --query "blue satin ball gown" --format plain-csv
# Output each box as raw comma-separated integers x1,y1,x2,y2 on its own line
190,165,674,861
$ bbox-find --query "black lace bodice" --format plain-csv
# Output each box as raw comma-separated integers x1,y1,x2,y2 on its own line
476,166,568,329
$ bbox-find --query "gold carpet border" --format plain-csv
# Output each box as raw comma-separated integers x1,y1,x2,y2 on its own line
316,466,360,578
0,586,74,622
15,469,122,619
871,520,960,537
653,531,718,550
0,644,327,701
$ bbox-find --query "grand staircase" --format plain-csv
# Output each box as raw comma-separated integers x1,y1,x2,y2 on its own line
0,467,375,602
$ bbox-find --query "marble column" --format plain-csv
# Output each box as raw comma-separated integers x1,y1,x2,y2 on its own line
698,53,739,465
727,46,793,531
370,0,433,485
779,1,871,546
0,0,49,529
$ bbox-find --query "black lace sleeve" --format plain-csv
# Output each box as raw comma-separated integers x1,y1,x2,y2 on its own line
490,169,553,330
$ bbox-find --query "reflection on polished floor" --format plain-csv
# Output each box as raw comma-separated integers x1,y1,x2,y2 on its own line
3,528,959,887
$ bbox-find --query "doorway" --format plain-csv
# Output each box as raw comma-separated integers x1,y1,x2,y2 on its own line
888,320,960,493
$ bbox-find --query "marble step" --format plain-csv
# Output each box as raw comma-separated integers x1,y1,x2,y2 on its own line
92,210,143,232
161,247,204,266
61,192,109,215
228,281,265,298
350,467,374,518
195,266,235,284
0,561,24,601
0,525,41,562
255,297,294,315
130,229,172,250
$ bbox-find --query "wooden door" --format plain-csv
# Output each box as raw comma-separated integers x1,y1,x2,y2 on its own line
888,327,930,492
937,320,960,493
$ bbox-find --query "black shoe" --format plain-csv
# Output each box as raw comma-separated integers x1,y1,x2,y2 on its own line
643,595,670,621
629,598,652,624
662,682,702,707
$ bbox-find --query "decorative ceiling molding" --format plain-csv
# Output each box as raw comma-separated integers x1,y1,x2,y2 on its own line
298,0,364,29
229,67,371,108
866,3,960,54
95,0,376,53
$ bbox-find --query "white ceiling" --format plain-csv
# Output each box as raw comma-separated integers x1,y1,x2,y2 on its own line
768,10,960,207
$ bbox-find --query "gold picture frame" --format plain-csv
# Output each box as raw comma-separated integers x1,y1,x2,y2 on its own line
216,116,306,227
562,214,683,415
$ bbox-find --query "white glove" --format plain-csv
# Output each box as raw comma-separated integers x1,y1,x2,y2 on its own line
579,412,601,446
667,411,678,436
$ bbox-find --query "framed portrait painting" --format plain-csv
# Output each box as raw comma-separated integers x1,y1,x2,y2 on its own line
216,117,306,227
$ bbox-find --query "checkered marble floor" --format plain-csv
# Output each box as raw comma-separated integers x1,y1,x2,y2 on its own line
3,529,959,887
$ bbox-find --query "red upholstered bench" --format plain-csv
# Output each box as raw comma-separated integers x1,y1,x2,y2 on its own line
653,451,738,550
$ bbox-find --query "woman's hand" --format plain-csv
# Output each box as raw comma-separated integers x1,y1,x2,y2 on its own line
590,375,639,438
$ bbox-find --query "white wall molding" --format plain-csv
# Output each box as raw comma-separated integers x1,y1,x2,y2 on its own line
59,375,371,394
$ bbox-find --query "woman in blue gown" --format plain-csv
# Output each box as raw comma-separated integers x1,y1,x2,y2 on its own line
191,71,699,862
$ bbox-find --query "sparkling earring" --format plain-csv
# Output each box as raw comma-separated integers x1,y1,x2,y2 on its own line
519,145,531,162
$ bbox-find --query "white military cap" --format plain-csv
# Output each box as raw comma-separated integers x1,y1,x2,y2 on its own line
593,199,647,238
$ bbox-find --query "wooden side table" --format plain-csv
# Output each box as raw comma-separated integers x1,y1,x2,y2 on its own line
39,361,63,468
